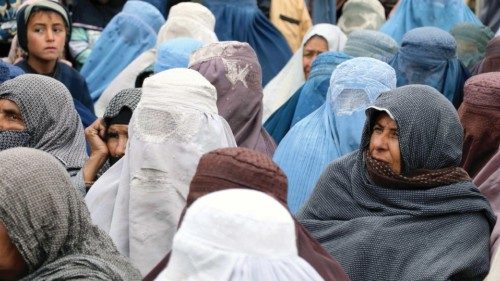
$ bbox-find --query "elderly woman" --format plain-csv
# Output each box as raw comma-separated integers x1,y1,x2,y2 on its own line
83,88,142,189
0,147,140,280
298,84,495,280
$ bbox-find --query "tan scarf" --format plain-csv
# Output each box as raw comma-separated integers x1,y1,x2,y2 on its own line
365,151,471,189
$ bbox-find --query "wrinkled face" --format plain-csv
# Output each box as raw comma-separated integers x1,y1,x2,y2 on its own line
106,124,128,159
302,35,328,79
26,11,66,64
0,99,26,131
369,112,401,174
0,222,28,280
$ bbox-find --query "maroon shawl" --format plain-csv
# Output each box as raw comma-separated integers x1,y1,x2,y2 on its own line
459,72,500,177
471,36,500,75
143,147,350,281
189,42,276,157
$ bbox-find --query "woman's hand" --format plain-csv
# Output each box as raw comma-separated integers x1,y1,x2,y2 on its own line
83,118,109,188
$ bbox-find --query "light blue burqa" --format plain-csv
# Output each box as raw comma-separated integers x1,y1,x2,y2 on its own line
388,26,469,107
274,57,396,214
80,0,165,101
154,38,203,73
379,0,481,43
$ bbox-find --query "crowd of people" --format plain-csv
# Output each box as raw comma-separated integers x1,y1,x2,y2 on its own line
0,0,499,280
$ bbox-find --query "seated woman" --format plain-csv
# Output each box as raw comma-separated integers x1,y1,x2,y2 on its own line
298,84,495,280
0,147,140,280
83,88,142,190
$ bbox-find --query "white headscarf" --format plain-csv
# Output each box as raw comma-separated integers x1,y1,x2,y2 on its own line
94,2,218,117
262,24,347,121
85,68,236,276
156,189,323,281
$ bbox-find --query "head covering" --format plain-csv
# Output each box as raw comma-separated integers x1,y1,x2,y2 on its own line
0,147,141,280
343,29,399,61
85,68,236,276
471,36,500,75
80,0,165,101
156,2,218,46
263,24,347,121
458,72,500,178
473,148,500,260
154,38,203,73
202,0,293,86
103,88,142,126
274,57,396,214
0,60,24,84
379,0,481,43
94,2,215,117
16,0,71,52
298,84,495,280
264,51,352,144
388,26,468,107
158,189,323,281
71,0,125,30
337,0,386,35
450,22,495,70
0,74,87,170
189,41,276,156
478,0,500,33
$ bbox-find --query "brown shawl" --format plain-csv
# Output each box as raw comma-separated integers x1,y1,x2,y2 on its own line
471,36,500,75
142,147,350,281
459,72,500,177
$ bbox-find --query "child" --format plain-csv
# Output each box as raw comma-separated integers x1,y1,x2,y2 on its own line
14,0,95,126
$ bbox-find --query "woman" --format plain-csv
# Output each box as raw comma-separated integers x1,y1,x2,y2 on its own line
264,51,352,144
189,41,276,156
450,22,494,70
94,2,216,116
274,57,396,214
388,26,468,107
471,36,500,75
343,29,398,62
143,147,351,281
337,0,386,35
85,68,236,276
0,147,140,280
157,189,324,280
459,72,499,178
80,0,165,101
379,0,481,43
298,84,495,280
263,24,347,120
83,88,142,190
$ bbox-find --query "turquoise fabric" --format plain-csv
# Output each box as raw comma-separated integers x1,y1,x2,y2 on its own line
154,38,203,73
273,57,396,214
379,0,481,43
80,0,165,101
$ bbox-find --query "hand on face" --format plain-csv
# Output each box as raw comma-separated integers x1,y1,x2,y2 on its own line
85,118,109,158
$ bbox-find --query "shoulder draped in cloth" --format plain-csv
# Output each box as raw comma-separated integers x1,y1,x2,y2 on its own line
298,84,495,281
0,147,141,280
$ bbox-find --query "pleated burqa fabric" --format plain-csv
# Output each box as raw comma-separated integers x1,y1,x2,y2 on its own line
264,51,352,145
0,148,141,280
189,41,276,157
202,0,292,86
85,68,236,276
343,29,398,62
337,0,386,35
388,26,469,107
379,0,481,43
471,36,500,75
94,2,216,116
298,85,495,281
263,24,347,121
80,0,165,101
459,72,500,178
450,22,494,70
274,57,396,214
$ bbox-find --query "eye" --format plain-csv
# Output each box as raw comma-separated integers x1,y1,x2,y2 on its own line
107,132,119,139
7,113,22,121
53,27,65,33
372,125,383,133
34,27,44,33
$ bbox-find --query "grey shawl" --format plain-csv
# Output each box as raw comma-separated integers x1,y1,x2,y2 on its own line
298,85,495,281
0,74,87,170
103,88,142,124
0,147,141,280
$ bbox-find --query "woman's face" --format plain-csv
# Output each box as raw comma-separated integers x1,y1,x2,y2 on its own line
302,36,328,79
0,222,27,280
106,124,128,160
369,112,401,174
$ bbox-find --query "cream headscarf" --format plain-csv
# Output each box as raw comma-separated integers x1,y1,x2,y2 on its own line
85,68,236,276
262,24,347,121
